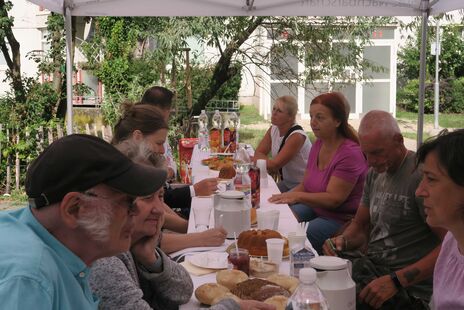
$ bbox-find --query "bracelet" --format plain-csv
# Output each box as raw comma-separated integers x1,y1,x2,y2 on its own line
390,272,402,289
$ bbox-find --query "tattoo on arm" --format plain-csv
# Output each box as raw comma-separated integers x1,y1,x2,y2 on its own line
403,268,420,284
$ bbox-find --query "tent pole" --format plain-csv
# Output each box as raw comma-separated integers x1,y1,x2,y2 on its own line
65,6,73,135
417,0,429,147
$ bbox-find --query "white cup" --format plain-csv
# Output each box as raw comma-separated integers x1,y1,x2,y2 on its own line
193,205,212,231
266,238,285,265
256,159,268,188
257,210,280,230
288,232,306,250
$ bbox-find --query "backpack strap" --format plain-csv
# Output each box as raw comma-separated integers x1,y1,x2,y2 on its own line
278,125,304,180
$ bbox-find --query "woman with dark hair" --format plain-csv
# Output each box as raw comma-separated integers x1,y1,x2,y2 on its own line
269,92,367,254
112,103,227,254
415,129,464,309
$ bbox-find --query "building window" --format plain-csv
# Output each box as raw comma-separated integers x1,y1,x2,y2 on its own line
363,46,391,80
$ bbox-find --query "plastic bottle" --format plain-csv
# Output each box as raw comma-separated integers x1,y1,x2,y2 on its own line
288,268,329,310
234,145,252,207
209,110,222,153
223,112,239,153
198,110,209,151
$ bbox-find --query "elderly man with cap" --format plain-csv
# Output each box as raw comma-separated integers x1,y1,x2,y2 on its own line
0,134,166,309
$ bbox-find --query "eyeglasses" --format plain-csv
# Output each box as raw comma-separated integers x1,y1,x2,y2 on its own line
83,191,137,214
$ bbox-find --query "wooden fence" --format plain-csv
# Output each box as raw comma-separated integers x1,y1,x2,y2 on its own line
0,123,113,196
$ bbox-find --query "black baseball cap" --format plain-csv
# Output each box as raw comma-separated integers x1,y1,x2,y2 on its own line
26,134,167,208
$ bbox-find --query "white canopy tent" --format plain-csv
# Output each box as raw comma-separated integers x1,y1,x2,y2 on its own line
28,0,464,145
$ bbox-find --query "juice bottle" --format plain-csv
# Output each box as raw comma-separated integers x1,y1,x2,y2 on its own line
209,110,222,153
223,112,239,153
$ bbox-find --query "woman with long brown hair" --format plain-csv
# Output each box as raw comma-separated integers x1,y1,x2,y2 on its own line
269,92,367,254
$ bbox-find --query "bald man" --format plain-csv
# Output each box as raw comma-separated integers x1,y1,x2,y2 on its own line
322,111,445,309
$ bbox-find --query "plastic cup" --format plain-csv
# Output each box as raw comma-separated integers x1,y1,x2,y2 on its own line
257,210,279,230
193,205,212,231
266,238,285,265
256,159,268,187
228,248,250,275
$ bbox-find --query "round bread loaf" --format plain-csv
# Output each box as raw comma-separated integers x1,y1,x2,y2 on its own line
267,274,300,293
237,229,289,257
211,292,242,305
264,295,289,310
251,284,290,301
195,283,229,305
216,269,248,290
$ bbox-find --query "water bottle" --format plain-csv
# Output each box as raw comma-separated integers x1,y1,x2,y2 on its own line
234,145,252,207
287,268,329,310
198,110,209,151
223,112,239,153
210,110,222,153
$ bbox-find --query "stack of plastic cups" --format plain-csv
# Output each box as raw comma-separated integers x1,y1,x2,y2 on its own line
256,159,268,188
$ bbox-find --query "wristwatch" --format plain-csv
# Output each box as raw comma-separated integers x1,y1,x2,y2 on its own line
390,272,402,289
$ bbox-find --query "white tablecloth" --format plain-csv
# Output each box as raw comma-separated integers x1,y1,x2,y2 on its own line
178,146,314,309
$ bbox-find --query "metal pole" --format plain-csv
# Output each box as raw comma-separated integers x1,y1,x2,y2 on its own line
65,6,73,135
417,0,429,147
434,19,440,129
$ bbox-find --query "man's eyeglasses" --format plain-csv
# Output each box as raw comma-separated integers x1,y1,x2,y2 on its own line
83,191,137,214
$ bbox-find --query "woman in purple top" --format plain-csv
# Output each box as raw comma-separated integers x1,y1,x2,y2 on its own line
269,92,367,254
415,129,464,310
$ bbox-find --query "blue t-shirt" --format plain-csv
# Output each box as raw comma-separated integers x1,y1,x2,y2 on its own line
0,207,99,309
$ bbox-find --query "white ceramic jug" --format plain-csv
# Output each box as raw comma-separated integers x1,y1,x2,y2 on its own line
310,256,356,310
213,190,251,239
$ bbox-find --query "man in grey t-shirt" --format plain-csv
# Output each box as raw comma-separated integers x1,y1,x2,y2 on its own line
323,111,445,309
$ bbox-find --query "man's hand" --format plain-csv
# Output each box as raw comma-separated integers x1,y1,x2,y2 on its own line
322,236,345,256
268,192,299,205
131,235,158,267
238,300,276,310
194,178,218,196
358,275,398,309
198,227,227,246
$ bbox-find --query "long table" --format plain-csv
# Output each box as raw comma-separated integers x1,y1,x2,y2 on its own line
177,146,315,309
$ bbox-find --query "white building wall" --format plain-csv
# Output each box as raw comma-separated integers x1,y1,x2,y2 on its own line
0,0,42,95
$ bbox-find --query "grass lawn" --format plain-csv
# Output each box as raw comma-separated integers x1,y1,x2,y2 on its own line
396,109,464,129
239,104,266,125
239,128,267,150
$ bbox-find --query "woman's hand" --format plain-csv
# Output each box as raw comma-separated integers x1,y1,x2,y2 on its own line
131,235,158,267
198,227,227,246
268,192,300,205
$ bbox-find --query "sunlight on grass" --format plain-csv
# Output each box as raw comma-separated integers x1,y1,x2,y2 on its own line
239,104,266,125
239,128,267,149
396,110,464,128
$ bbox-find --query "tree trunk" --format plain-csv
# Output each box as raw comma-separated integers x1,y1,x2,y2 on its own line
56,16,77,119
0,0,25,103
191,17,264,118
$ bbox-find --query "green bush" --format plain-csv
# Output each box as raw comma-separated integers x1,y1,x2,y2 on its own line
450,77,464,113
396,78,464,113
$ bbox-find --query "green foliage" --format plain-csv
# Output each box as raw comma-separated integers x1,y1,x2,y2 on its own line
397,78,464,113
82,16,389,130
450,77,464,113
398,23,464,83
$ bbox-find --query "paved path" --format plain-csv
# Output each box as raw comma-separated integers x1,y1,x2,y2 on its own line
242,117,449,151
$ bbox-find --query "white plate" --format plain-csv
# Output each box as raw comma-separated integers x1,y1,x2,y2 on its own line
187,252,229,269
